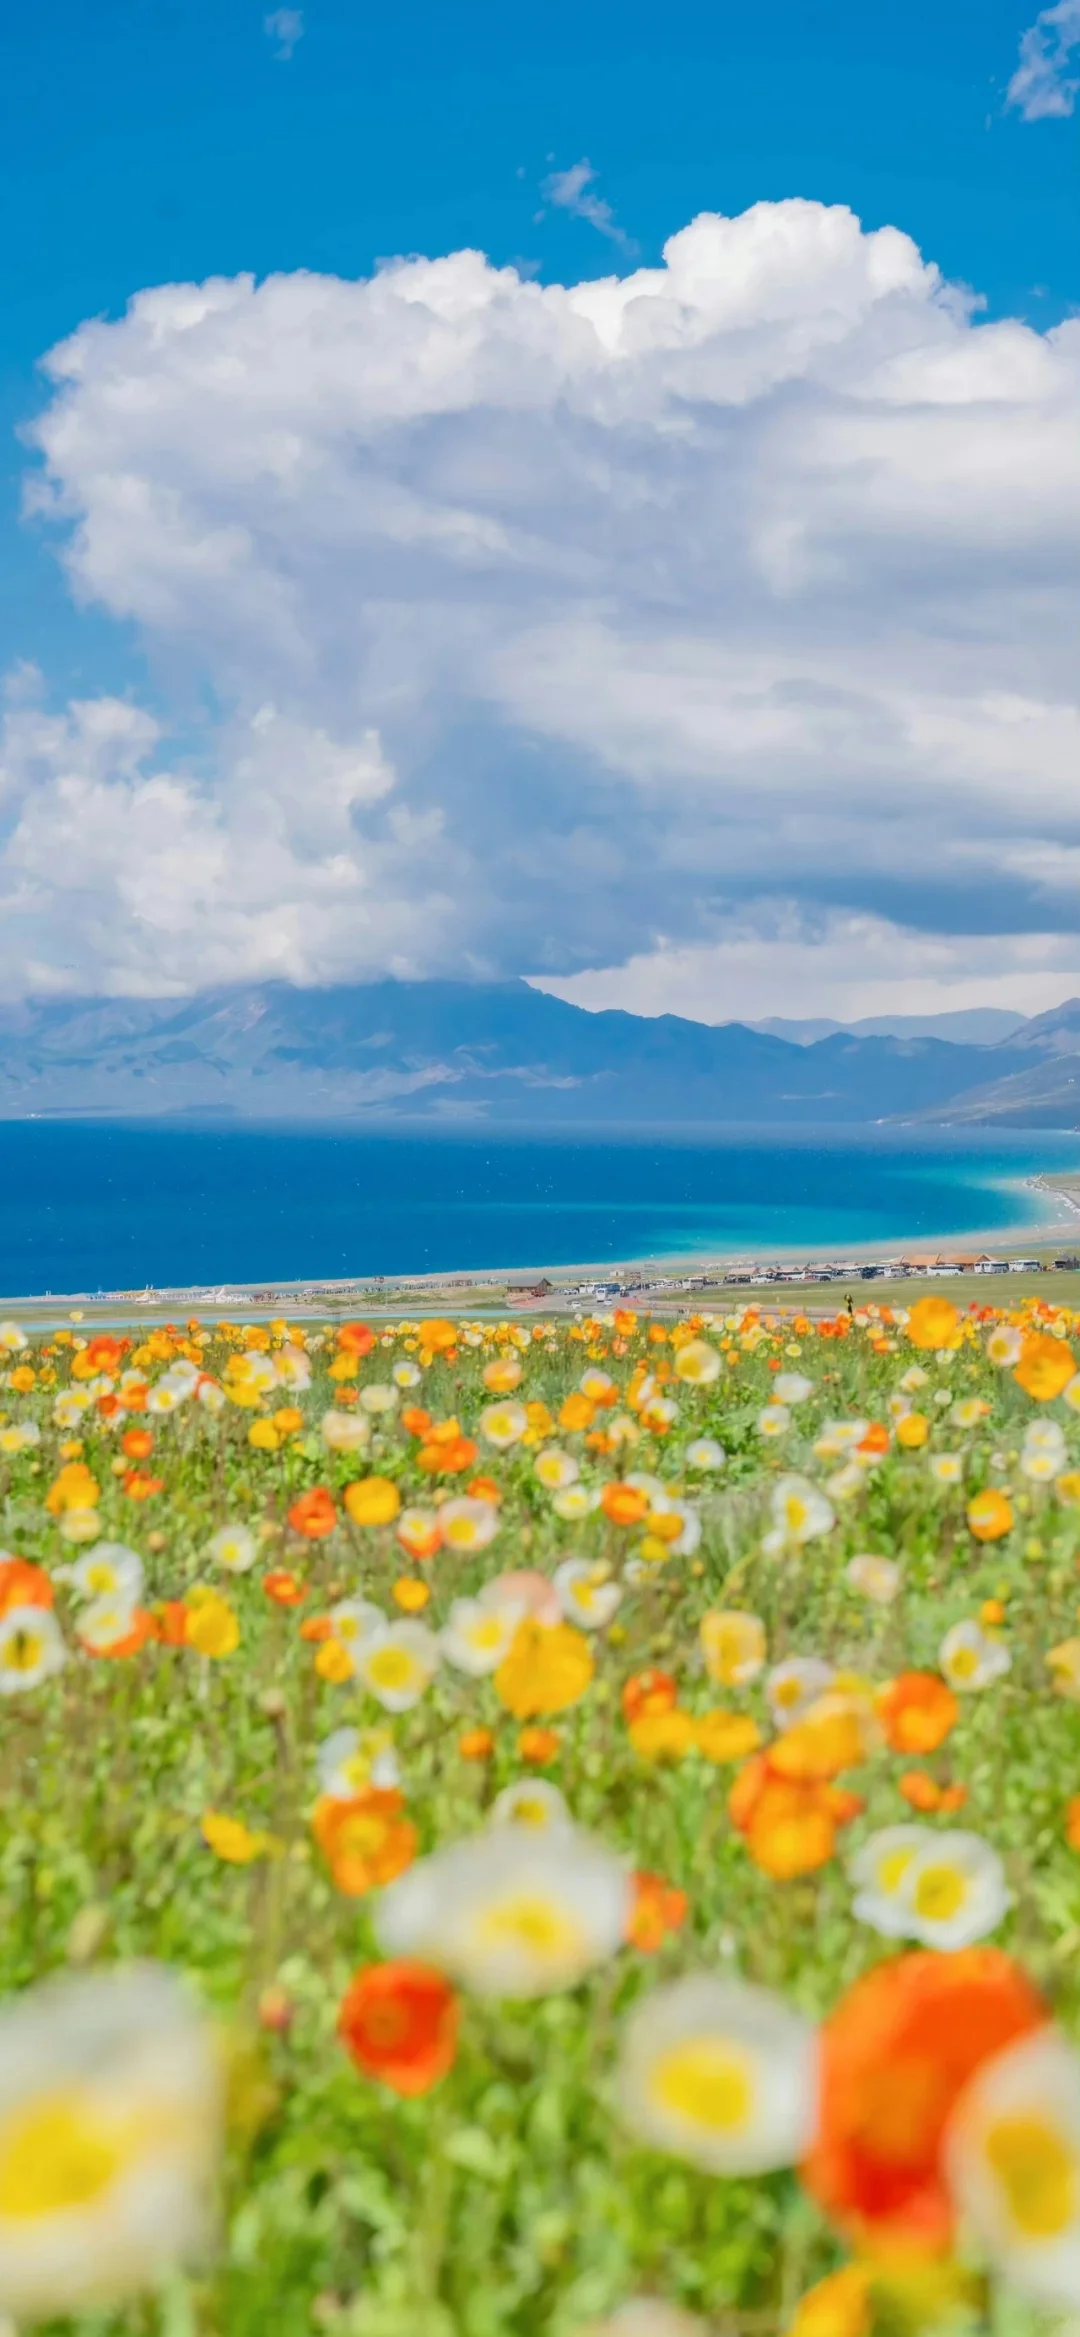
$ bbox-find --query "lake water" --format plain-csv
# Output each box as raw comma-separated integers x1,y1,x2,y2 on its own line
2,1121,1079,1294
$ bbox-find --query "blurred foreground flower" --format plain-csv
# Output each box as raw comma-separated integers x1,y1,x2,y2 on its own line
375,1826,630,1997
0,1964,221,2321
616,1975,817,2173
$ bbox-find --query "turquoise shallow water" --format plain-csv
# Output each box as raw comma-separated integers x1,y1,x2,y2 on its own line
2,1121,1080,1293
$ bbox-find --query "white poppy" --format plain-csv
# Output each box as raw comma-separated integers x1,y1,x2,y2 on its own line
272,1349,311,1391
773,1374,814,1405
0,1321,28,1353
757,1405,791,1439
766,1656,835,1730
553,1558,621,1630
489,1780,572,1833
685,1437,725,1471
356,1621,440,1711
438,1497,499,1552
929,1454,964,1486
851,1826,1009,1949
205,1524,258,1576
945,2025,1080,2308
53,1391,92,1430
392,1360,423,1388
939,1618,1011,1692
534,1447,579,1491
552,1484,602,1521
316,1725,399,1798
326,1597,385,1652
441,1596,524,1676
359,1382,399,1415
615,1975,818,2176
479,1402,529,1449
62,1543,144,1605
76,1597,142,1655
375,1826,630,1997
986,1325,1024,1367
320,1408,371,1452
0,1606,66,1693
845,1553,901,1604
768,1476,835,1546
0,1962,221,2321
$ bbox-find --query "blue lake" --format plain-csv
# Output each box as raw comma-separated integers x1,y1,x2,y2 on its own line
1,1121,1079,1294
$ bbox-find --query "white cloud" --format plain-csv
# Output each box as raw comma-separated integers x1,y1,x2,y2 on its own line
538,159,634,249
12,196,1080,1005
1007,0,1080,118
264,8,303,62
531,911,1080,1024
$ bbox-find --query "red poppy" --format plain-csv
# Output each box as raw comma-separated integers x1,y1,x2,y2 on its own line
338,1961,459,2095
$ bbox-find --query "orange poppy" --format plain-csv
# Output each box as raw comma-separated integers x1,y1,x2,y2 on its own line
337,1322,377,1358
906,1297,960,1352
877,1672,958,1755
626,1870,689,1952
621,1669,678,1724
80,1608,156,1660
0,1557,54,1617
401,1407,433,1438
966,1489,1014,1542
152,1599,190,1648
417,1435,477,1475
120,1427,154,1461
313,1791,418,1897
801,1948,1047,2251
262,1569,306,1606
1014,1331,1075,1402
517,1725,560,1764
288,1487,338,1539
123,1471,165,1501
601,1483,650,1526
84,1333,129,1373
338,1961,459,2095
897,1771,967,1815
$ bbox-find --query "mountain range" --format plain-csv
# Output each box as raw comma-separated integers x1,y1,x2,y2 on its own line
1,980,1079,1126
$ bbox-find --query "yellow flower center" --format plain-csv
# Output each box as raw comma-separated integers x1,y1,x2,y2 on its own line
911,1863,967,1921
877,1847,916,1895
649,2041,753,2133
949,1646,979,1681
467,1617,504,1650
986,2114,1076,2239
367,1646,418,1690
506,1795,551,1827
476,1892,583,1959
0,2090,122,2219
1,1628,45,1674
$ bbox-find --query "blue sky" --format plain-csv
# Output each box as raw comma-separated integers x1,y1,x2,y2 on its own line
1,0,1073,686
0,0,1077,1017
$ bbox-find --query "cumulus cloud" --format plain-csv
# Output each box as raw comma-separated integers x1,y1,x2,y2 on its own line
13,196,1080,1007
1007,0,1080,118
264,8,303,61
538,159,634,248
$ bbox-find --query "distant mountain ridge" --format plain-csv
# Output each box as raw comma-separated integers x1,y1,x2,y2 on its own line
0,977,1066,1125
752,1009,1028,1046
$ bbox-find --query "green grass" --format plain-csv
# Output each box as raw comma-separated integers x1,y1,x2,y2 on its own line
2,1305,1080,2335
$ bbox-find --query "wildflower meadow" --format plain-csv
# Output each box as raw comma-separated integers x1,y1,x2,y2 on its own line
5,1292,1080,2337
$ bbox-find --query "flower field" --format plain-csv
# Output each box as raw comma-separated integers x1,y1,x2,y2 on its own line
5,1293,1080,2336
